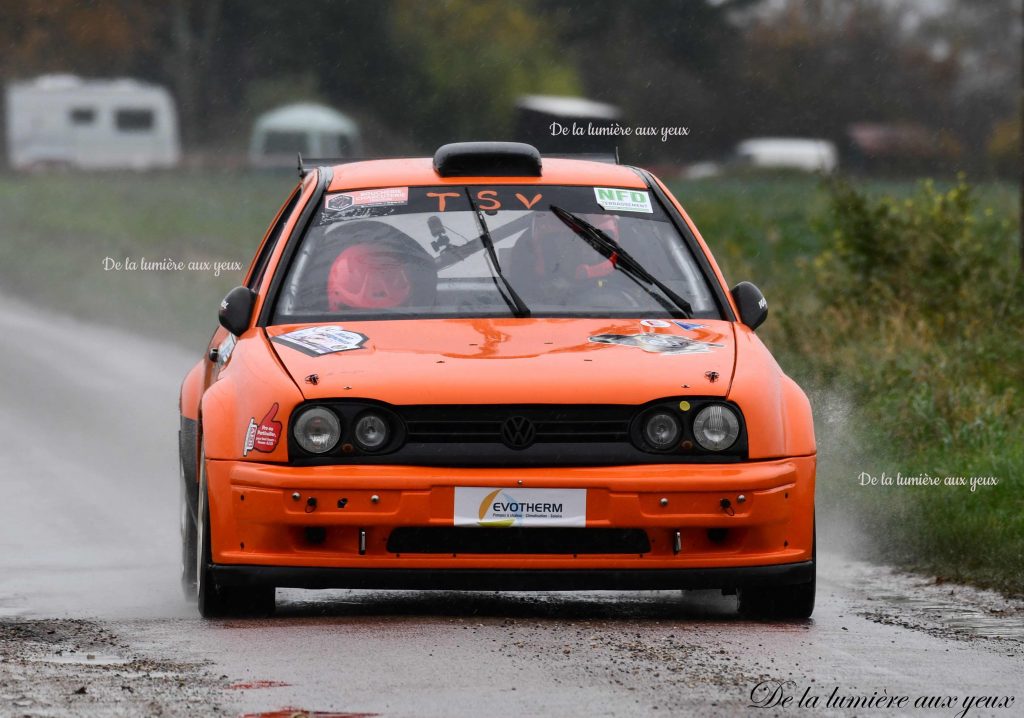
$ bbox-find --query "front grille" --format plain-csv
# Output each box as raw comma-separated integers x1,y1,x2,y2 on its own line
401,405,632,448
386,527,651,555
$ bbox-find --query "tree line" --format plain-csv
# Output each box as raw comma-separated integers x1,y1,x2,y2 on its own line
0,0,1017,173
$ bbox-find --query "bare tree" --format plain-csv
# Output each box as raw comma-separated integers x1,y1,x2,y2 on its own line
167,0,223,148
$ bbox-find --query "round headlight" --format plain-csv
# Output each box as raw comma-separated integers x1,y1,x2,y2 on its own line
293,407,341,454
354,413,389,451
692,404,740,451
643,412,681,450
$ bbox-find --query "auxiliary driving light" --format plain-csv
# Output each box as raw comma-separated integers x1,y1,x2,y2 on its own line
643,412,681,450
354,413,389,451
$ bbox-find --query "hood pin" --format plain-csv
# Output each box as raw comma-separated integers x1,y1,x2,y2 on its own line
304,373,319,385
704,371,719,383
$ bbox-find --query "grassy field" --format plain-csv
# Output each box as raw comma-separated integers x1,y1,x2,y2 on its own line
0,169,1020,595
0,170,295,345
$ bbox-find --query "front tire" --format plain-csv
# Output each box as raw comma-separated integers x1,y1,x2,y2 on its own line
737,570,815,619
738,522,816,619
180,476,197,600
195,447,275,618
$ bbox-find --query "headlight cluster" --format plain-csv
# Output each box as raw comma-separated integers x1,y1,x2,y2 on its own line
291,404,396,457
635,400,743,454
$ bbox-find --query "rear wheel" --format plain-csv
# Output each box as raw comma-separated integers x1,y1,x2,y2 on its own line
196,447,275,618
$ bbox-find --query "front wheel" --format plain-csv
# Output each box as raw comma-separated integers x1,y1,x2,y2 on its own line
738,522,816,619
737,570,815,619
195,447,275,618
179,476,197,600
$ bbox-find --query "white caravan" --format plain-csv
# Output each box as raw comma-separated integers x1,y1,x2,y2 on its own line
249,103,361,168
733,138,838,173
5,74,180,170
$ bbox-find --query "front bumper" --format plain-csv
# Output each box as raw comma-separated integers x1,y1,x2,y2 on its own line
206,456,815,580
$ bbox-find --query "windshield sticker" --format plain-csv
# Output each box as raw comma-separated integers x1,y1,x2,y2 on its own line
326,187,408,211
424,189,546,212
426,191,461,211
272,325,368,357
640,319,671,328
674,321,708,331
589,333,723,355
515,192,543,209
594,188,653,213
243,403,282,456
476,190,500,211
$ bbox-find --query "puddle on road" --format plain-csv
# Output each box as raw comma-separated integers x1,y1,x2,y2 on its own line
834,558,1024,643
867,591,1024,639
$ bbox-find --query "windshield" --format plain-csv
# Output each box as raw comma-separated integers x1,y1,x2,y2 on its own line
271,184,721,323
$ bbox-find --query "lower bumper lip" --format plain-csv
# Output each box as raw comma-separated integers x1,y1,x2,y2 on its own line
202,455,816,571
210,561,816,592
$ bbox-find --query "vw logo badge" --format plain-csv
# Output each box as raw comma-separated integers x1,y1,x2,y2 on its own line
501,416,536,449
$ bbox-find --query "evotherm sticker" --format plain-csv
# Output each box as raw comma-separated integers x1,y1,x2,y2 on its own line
594,187,653,213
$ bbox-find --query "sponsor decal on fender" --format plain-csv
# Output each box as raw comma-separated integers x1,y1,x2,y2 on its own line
243,403,282,456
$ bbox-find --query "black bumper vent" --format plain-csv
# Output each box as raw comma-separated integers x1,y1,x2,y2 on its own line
386,527,651,555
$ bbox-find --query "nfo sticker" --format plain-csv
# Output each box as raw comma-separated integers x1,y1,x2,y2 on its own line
594,187,653,213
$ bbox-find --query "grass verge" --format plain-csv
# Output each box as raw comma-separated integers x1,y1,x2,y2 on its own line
0,170,295,346
673,173,1022,597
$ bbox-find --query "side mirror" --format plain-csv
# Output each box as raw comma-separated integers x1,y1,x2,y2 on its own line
218,286,257,336
731,281,767,330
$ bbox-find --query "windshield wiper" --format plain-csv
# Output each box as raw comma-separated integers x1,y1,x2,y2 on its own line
549,206,693,318
465,188,531,318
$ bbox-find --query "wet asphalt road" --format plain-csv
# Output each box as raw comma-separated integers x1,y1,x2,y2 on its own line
1,299,1022,718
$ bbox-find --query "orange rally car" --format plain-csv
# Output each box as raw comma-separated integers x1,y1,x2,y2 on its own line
178,142,816,618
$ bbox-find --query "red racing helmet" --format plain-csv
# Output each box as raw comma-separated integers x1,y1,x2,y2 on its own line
327,243,414,310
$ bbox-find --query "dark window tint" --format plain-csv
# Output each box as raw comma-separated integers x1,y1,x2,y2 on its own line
115,109,155,131
248,188,302,291
69,108,95,125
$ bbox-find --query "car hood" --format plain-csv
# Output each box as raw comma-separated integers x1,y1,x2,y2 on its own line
265,318,735,404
